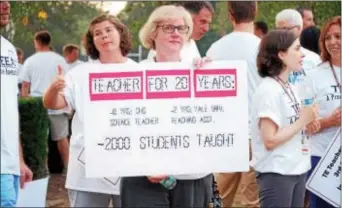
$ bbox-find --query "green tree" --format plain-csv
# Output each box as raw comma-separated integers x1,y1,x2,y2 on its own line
117,1,341,57
1,1,100,58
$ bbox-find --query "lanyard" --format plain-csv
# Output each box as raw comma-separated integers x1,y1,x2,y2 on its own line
329,62,341,93
274,77,300,115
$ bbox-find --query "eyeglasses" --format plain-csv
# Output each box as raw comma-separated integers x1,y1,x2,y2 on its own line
157,25,190,34
277,25,301,31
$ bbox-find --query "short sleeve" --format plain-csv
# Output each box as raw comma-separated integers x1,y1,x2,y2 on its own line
63,71,75,110
21,60,31,83
191,40,201,58
205,42,216,60
254,92,283,128
147,49,156,60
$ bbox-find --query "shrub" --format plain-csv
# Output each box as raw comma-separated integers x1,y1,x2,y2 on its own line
19,97,49,179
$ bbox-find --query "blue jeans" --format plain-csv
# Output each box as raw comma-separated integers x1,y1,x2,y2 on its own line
1,174,20,207
308,156,335,208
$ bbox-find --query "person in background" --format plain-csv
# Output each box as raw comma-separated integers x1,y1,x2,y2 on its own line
296,6,315,30
147,1,214,61
43,14,136,207
254,20,268,39
206,1,260,207
275,9,321,103
120,5,212,207
300,26,321,55
21,30,70,169
304,16,341,208
16,47,24,91
1,1,33,207
63,44,84,70
251,29,318,208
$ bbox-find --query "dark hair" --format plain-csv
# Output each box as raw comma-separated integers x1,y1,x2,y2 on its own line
84,14,132,60
257,30,298,78
254,21,268,34
180,1,215,15
319,16,341,63
296,6,312,18
63,44,79,55
34,30,51,46
300,26,320,54
227,1,257,24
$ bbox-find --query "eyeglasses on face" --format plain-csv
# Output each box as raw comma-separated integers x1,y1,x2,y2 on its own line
277,25,301,31
157,24,190,34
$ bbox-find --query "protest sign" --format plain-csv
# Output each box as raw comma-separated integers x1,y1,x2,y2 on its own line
306,128,341,207
83,61,249,177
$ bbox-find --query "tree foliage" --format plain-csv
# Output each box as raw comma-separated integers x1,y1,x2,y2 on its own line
118,1,341,57
1,1,100,58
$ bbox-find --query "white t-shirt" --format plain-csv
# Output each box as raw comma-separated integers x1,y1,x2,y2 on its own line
64,58,136,195
68,60,84,71
250,77,311,175
18,63,24,83
22,51,69,115
206,31,261,131
1,36,20,175
139,58,209,180
147,39,201,62
289,47,321,102
305,62,341,157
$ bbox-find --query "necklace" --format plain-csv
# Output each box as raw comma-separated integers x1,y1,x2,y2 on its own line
329,62,341,93
274,76,300,114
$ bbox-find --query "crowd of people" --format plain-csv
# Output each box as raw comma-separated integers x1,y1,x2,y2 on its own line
1,1,340,207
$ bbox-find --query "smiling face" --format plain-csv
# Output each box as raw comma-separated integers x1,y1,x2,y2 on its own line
154,18,188,55
324,24,341,60
279,38,305,72
92,20,121,55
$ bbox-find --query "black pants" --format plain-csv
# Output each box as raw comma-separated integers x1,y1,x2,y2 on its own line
256,172,307,208
120,174,212,208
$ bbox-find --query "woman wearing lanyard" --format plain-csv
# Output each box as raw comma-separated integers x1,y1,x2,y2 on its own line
120,5,212,208
250,29,318,207
304,16,341,208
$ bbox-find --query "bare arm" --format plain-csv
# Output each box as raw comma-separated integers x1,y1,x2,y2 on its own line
260,106,317,150
21,81,31,97
260,117,306,150
317,108,341,132
19,138,33,188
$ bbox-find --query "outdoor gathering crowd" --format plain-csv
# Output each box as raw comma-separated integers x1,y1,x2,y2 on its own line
1,1,341,207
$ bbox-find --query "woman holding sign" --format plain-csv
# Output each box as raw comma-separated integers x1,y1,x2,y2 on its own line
43,14,136,207
120,5,212,208
304,16,341,208
250,29,319,207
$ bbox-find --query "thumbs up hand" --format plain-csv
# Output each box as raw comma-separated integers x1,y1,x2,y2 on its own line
52,65,66,92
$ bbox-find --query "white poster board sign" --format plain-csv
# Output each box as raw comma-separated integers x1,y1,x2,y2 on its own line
306,128,341,207
83,61,249,177
17,177,49,207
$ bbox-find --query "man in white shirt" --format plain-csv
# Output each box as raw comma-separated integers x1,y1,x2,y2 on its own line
21,30,70,169
147,1,214,62
63,44,84,70
1,1,33,207
206,2,260,207
275,9,321,102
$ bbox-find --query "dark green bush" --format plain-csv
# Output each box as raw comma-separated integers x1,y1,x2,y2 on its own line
19,97,49,179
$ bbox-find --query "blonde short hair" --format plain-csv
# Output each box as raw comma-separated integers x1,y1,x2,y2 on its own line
139,5,193,50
